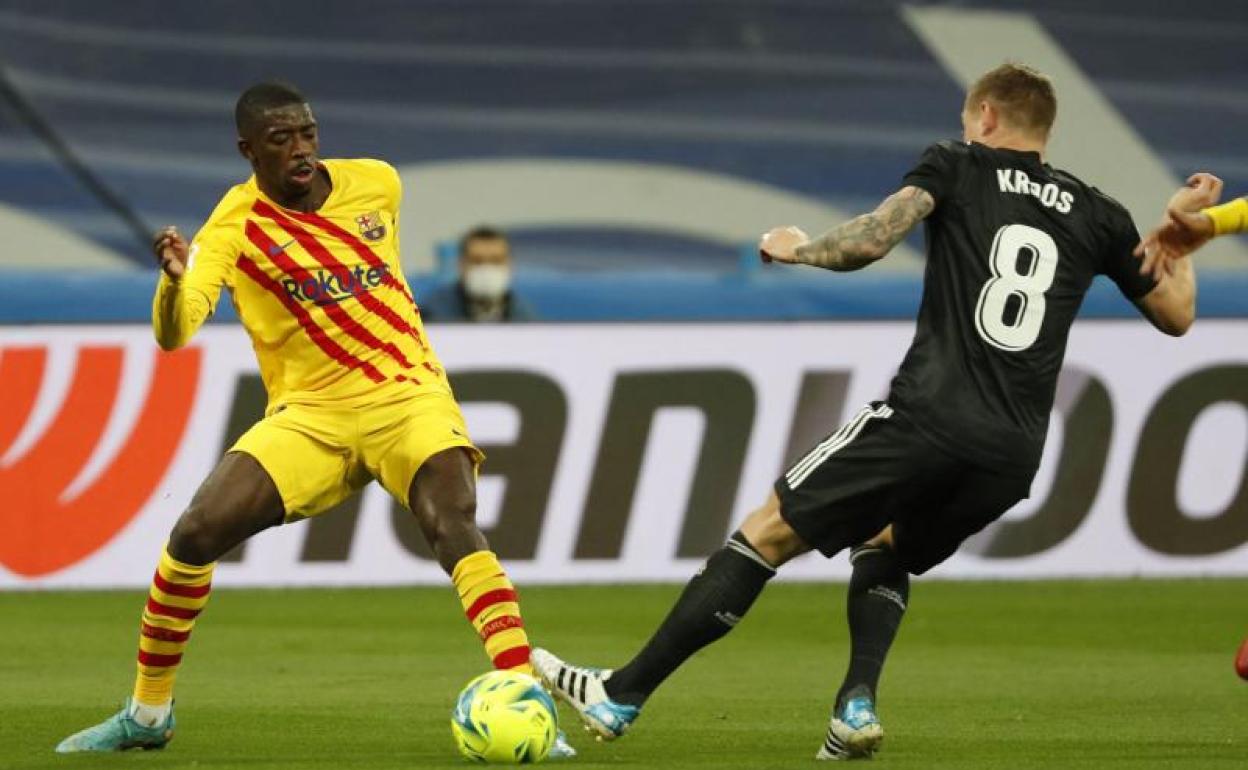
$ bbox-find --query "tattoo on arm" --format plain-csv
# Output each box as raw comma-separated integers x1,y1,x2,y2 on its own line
794,186,935,271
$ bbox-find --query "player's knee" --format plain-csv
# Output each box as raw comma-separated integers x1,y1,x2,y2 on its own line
167,506,222,565
432,490,478,541
864,525,895,550
740,503,807,566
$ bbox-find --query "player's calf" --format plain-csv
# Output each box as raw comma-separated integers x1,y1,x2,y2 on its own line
597,522,788,709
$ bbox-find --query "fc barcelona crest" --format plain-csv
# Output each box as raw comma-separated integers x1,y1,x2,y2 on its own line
355,211,386,241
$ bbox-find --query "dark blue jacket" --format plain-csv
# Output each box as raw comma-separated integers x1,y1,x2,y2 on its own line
420,282,537,323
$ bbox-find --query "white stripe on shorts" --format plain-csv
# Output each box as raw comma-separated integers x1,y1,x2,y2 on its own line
784,403,894,489
784,405,873,485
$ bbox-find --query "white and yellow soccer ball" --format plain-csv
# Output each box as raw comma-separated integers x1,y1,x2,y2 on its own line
451,670,559,764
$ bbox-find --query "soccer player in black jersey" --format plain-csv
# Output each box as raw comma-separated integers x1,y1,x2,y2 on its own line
533,63,1215,760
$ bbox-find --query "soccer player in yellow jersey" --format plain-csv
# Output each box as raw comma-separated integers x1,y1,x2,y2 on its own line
56,82,571,757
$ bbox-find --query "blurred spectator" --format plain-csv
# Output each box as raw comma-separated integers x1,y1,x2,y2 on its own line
421,226,537,323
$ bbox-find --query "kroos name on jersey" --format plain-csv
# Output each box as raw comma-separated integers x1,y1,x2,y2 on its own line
281,265,392,305
997,169,1074,213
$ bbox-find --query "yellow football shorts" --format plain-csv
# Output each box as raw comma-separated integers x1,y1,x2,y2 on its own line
230,386,482,521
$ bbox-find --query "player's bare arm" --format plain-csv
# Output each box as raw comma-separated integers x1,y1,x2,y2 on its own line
1132,173,1221,336
1134,173,1224,277
1134,257,1195,336
1137,190,1247,269
759,186,935,270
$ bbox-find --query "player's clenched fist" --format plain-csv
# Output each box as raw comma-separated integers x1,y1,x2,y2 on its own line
153,225,190,280
1169,171,1223,214
759,225,810,264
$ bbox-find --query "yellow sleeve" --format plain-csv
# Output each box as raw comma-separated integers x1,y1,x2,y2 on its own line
1203,196,1248,236
152,220,238,350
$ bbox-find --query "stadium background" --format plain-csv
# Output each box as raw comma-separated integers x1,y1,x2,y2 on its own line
0,3,1245,769
1,0,1246,589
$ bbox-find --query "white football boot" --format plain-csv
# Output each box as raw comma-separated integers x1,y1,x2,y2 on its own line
531,648,640,741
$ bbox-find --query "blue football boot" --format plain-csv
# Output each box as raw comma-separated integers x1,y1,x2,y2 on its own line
55,698,175,753
816,689,883,760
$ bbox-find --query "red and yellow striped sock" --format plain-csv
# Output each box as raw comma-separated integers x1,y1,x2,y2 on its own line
133,547,214,705
452,551,533,675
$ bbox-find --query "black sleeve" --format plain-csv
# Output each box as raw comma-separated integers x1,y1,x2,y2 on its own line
1101,208,1158,300
901,141,965,207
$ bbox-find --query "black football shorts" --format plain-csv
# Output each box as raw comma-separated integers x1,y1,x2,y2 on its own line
774,401,1033,575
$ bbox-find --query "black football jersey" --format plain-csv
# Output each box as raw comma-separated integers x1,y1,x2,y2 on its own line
887,141,1156,473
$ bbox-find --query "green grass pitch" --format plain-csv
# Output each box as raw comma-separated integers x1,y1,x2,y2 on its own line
2,580,1245,769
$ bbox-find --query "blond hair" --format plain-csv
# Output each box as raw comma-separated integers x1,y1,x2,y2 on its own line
966,63,1057,138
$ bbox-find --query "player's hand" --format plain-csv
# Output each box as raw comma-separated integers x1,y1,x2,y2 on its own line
1167,172,1222,214
1135,211,1212,280
153,226,189,280
759,226,810,264
1133,173,1222,278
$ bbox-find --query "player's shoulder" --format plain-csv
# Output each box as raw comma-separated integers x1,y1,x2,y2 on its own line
929,138,973,156
1085,185,1132,225
195,181,256,239
918,139,974,165
1067,172,1132,231
1042,164,1126,216
905,140,973,194
326,158,400,185
326,158,402,208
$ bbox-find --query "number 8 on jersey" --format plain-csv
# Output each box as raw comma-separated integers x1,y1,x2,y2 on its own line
974,223,1058,351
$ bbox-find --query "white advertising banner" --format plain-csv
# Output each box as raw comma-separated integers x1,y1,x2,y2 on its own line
1,321,1245,588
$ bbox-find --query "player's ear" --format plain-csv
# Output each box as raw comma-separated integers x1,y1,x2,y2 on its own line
237,138,256,166
979,100,999,137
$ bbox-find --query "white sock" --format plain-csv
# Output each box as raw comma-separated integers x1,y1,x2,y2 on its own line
128,698,171,728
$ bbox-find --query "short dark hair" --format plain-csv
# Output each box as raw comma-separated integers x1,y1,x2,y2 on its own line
235,81,307,135
966,63,1057,138
458,225,509,256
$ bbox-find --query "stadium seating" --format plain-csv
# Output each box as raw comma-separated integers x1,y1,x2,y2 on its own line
0,0,1245,320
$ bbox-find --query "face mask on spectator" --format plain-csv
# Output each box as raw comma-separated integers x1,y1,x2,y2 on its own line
463,264,511,301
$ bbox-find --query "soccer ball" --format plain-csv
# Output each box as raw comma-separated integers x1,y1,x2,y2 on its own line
451,670,559,764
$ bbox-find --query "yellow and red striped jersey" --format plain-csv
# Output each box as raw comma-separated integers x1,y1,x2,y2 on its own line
153,158,446,406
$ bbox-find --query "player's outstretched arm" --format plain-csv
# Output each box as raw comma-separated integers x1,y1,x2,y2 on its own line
759,186,934,271
151,225,220,351
1130,175,1222,336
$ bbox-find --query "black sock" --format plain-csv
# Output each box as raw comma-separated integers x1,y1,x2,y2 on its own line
835,544,909,710
606,531,776,707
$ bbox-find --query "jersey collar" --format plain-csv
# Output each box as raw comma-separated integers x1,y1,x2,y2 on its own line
248,160,340,215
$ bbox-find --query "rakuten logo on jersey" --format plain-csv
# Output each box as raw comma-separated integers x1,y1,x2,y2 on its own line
997,169,1074,213
282,265,391,305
